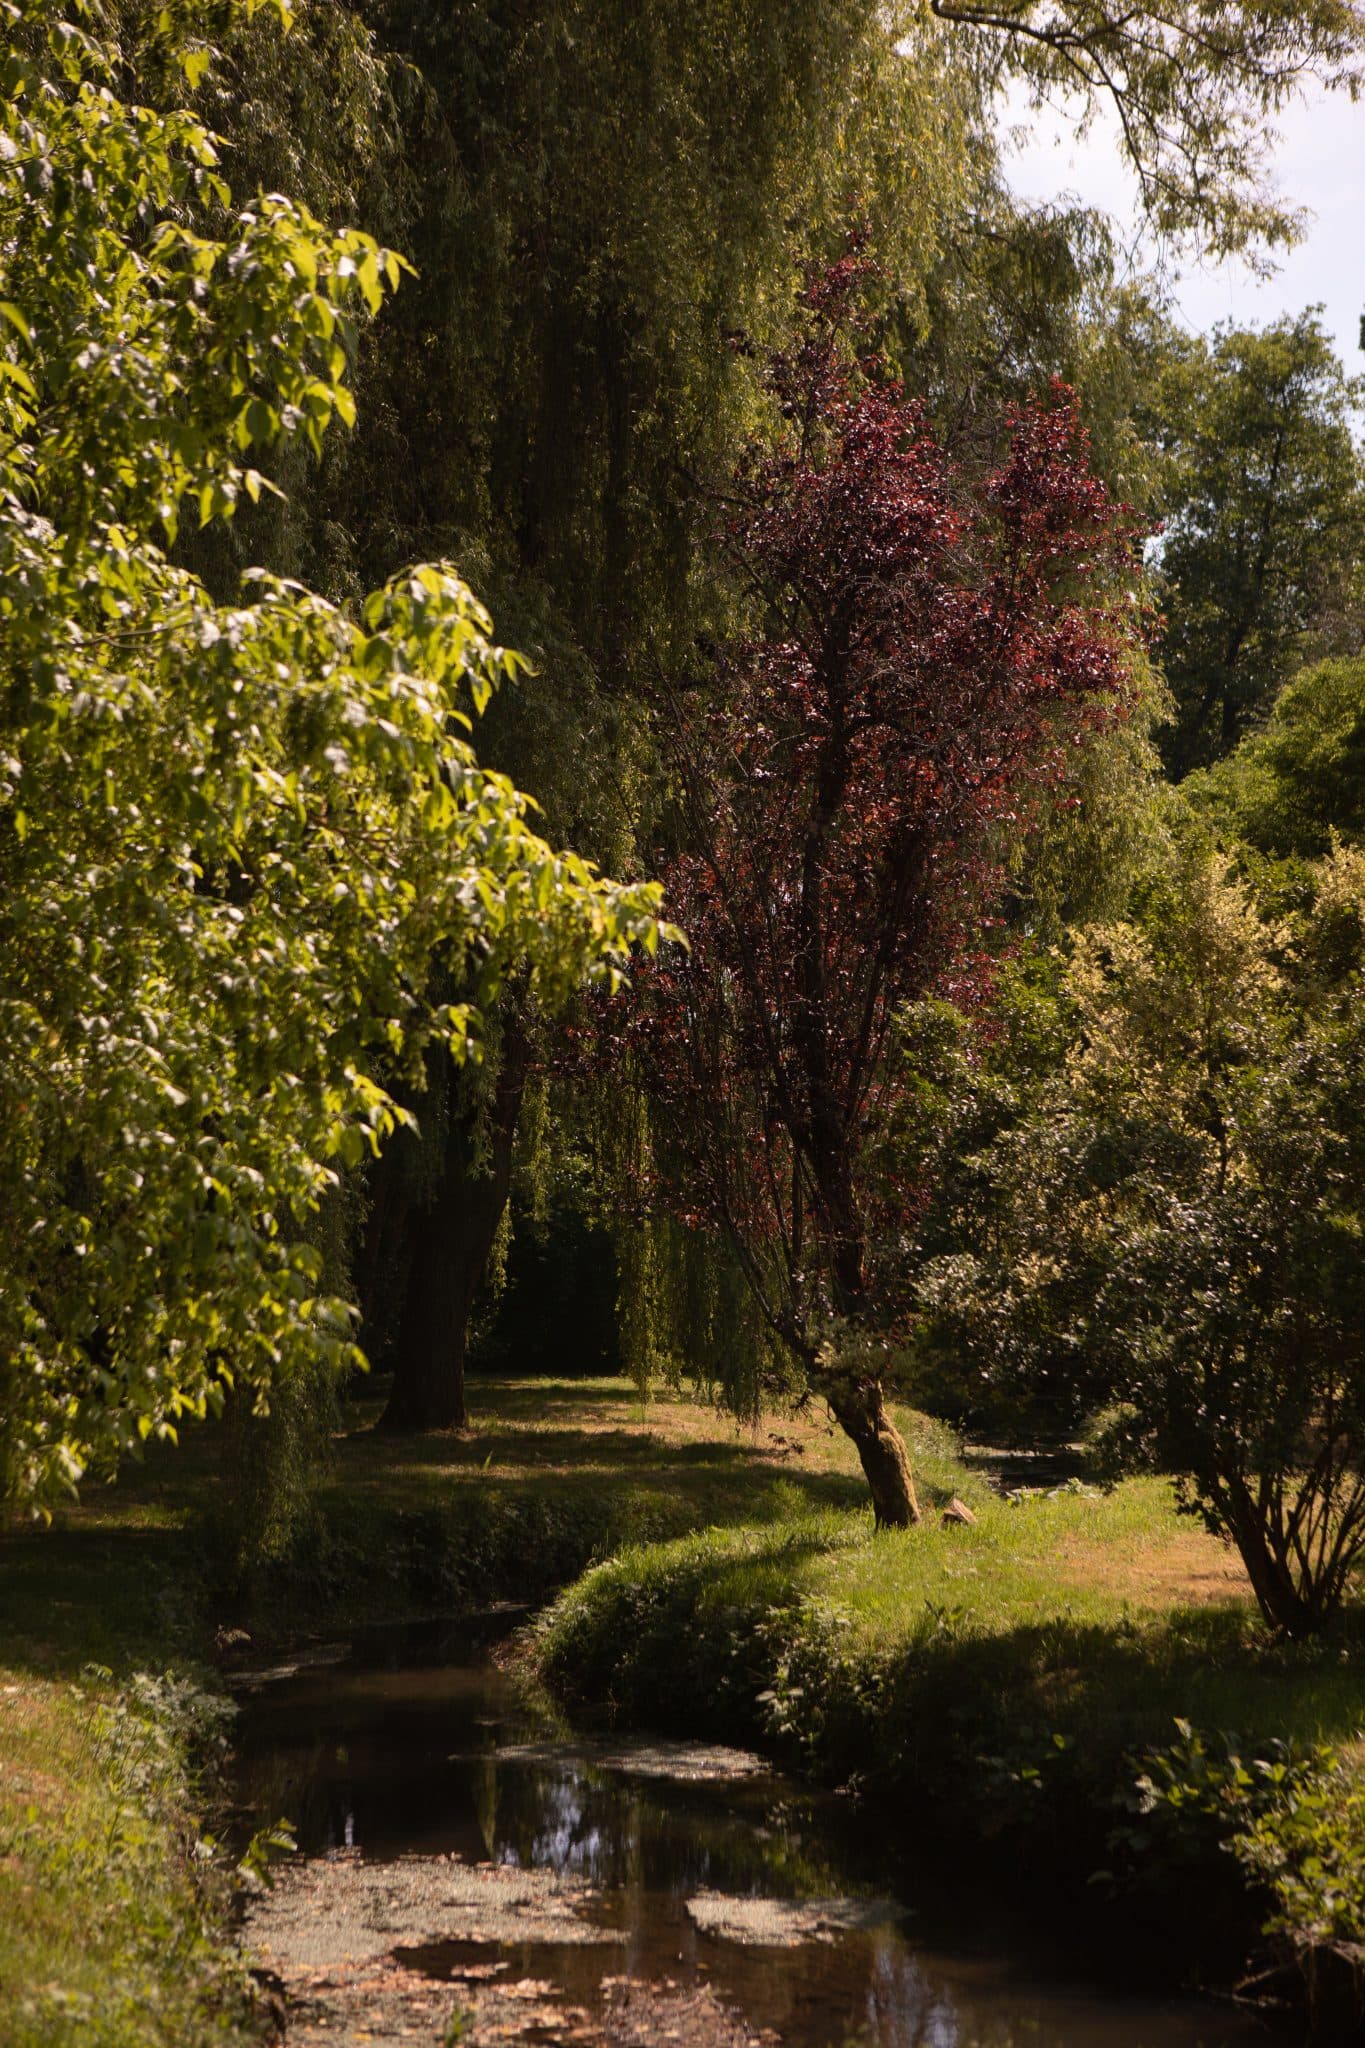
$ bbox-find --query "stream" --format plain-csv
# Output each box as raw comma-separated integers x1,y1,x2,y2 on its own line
232,1614,1284,2048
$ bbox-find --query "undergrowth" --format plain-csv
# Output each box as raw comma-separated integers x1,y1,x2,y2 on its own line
0,1666,255,2048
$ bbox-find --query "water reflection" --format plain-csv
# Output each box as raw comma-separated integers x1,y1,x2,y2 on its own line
232,1617,1280,2048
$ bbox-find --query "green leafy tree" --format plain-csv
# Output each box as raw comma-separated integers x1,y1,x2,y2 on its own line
1150,314,1364,776
1192,654,1365,864
0,0,664,1506
922,841,1365,1632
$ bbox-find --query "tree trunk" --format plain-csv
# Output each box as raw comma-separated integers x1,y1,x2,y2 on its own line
825,1376,921,1529
1222,1487,1323,1637
808,1206,922,1529
379,1020,530,1432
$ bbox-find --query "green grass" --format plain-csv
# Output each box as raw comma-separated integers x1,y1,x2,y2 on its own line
4,1371,1362,2025
533,1414,1365,1986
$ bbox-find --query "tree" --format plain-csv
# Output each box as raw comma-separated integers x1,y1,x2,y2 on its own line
364,1004,534,1431
1192,654,1365,862
185,0,1355,1433
921,840,1365,1633
1150,314,1364,776
0,0,665,1506
632,252,1142,1526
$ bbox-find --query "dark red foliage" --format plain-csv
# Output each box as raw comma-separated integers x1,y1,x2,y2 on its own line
634,254,1144,1355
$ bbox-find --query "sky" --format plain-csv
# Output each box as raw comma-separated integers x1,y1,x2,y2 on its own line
1002,79,1364,374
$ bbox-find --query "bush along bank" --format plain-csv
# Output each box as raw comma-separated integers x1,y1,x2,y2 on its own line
534,1503,1365,2040
0,1662,276,2048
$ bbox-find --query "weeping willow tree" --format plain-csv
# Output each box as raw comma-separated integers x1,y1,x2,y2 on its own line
159,0,1364,1442
319,0,988,1430
583,1087,796,1423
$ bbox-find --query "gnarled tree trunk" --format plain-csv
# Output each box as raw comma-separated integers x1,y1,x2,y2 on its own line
816,1219,922,1530
825,1375,921,1529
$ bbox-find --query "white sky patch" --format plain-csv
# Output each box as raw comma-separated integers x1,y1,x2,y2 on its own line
999,77,1365,373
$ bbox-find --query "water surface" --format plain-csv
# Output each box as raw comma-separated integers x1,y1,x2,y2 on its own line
233,1615,1282,2048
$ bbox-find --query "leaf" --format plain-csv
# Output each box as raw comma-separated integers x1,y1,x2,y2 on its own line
356,249,383,315
0,357,37,398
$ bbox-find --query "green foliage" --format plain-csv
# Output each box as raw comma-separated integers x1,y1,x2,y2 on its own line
357,1,978,679
1108,1717,1297,1905
1234,1750,1365,1955
920,834,1365,1631
1,0,396,538
1149,314,1364,775
0,0,667,1505
1193,654,1365,866
1115,1718,1365,1979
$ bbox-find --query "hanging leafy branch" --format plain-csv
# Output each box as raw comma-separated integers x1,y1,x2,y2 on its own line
0,0,667,1506
928,0,1365,255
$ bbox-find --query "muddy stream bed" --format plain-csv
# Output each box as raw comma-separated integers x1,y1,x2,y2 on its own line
232,1614,1284,2048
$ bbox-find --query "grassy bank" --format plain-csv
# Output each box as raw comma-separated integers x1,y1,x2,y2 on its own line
534,1406,1365,2012
0,1426,250,2048
213,1374,884,1629
0,1671,257,2048
537,1477,1362,1775
5,1373,1362,2036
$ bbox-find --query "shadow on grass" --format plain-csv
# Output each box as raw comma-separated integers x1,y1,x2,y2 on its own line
0,1519,209,1678
464,1373,642,1416
318,1421,869,1586
341,1419,860,1487
1,1376,878,1671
